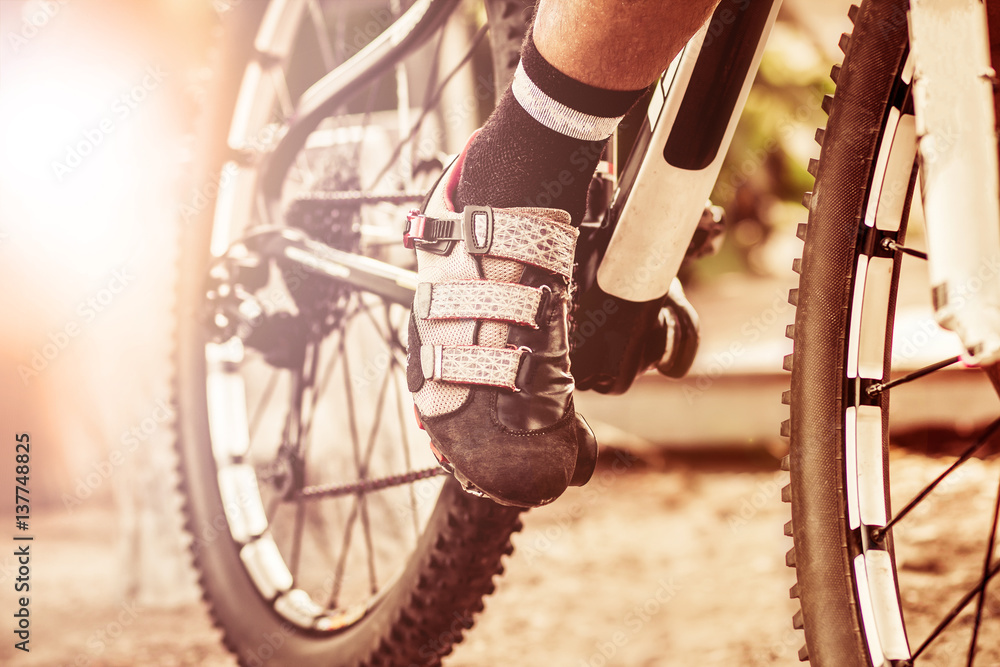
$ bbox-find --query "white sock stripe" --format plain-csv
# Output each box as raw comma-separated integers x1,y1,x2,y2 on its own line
511,61,623,141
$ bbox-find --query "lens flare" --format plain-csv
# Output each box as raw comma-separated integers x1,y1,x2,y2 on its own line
0,51,173,276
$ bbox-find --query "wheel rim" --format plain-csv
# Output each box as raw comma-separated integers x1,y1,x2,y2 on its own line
196,0,488,633
838,51,1000,666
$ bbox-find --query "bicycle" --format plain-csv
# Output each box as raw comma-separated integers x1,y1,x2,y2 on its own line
173,0,1000,665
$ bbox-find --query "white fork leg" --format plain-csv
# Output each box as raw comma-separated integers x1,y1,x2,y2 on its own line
909,0,1000,364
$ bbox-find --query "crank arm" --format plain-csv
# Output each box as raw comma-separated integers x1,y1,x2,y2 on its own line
245,228,417,307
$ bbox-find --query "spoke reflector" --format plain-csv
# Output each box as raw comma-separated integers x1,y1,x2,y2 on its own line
865,550,910,660
241,534,293,600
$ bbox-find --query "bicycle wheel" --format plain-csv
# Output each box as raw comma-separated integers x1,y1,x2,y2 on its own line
785,1,1000,665
174,2,532,665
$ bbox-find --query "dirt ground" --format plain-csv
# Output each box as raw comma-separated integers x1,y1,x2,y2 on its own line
4,447,997,667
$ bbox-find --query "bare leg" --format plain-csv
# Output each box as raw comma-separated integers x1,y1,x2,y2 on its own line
534,0,721,91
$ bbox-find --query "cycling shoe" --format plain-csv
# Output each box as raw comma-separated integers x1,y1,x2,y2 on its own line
404,145,597,508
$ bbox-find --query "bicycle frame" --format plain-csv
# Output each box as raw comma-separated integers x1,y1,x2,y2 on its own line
258,0,461,206
247,0,1000,372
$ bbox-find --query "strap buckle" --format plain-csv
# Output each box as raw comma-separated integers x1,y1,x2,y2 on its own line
462,205,493,255
403,210,461,250
403,207,494,255
403,210,432,249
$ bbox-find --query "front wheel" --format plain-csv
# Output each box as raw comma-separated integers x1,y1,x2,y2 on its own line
785,1,1000,665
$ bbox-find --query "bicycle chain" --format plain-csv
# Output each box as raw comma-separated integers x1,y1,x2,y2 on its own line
293,190,426,205
298,466,445,499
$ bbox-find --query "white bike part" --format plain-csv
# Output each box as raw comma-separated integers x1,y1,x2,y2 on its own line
910,0,1000,364
596,0,782,302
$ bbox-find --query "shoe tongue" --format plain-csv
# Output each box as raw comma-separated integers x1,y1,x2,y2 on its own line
476,255,519,348
474,206,574,346
481,255,521,283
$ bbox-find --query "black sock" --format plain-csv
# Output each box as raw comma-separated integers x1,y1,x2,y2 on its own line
456,33,646,225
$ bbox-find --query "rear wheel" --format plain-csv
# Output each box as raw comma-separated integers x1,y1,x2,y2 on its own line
786,1,1000,665
174,2,532,665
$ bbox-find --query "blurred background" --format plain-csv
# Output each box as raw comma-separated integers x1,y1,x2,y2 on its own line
2,0,990,665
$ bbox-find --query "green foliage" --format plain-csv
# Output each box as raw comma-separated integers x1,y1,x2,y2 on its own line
694,20,837,280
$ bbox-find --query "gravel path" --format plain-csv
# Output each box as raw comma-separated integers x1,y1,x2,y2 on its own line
6,449,995,667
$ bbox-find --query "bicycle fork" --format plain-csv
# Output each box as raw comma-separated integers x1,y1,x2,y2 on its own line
569,0,783,394
909,0,1000,365
594,0,783,303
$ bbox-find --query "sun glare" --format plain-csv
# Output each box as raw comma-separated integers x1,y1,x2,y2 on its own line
0,49,173,277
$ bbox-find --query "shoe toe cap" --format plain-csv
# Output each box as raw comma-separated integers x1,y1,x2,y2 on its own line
423,390,578,508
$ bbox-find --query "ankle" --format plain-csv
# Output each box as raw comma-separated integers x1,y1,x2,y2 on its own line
456,32,646,224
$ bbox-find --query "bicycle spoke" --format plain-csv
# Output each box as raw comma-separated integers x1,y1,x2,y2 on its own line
352,347,397,593
392,361,422,539
281,366,308,461
967,466,1000,665
358,297,392,343
881,237,928,260
296,326,364,611
358,301,407,365
360,361,393,475
872,416,1000,542
289,498,306,578
328,497,360,609
338,335,363,468
268,64,296,121
409,14,446,166
266,493,282,525
297,336,324,458
348,82,384,178
248,368,281,452
330,0,347,66
358,493,379,595
866,356,961,397
300,304,352,442
307,0,336,73
910,559,1000,661
390,0,413,189
365,23,488,190
339,333,383,593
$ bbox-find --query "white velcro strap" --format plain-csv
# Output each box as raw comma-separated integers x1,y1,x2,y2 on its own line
420,345,525,391
413,207,577,277
415,281,545,328
489,210,577,278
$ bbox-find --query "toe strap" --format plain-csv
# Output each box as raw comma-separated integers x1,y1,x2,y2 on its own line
405,206,577,279
420,345,527,391
415,280,549,328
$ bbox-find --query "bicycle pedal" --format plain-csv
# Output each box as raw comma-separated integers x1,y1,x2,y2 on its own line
432,446,492,501
685,203,726,261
